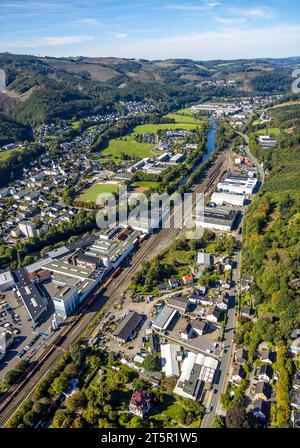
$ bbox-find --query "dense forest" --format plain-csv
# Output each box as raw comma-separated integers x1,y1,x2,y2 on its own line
0,114,33,146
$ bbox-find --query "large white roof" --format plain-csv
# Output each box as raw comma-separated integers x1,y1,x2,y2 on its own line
161,343,181,377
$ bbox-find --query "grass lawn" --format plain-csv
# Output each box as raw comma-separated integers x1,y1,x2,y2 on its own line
256,127,281,136
0,147,24,160
175,108,195,116
78,183,119,203
132,181,160,189
71,120,82,129
102,136,156,159
164,113,204,125
133,122,200,134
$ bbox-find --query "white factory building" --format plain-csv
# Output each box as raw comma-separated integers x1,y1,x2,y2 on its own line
173,351,218,400
211,191,246,207
161,343,182,377
0,271,15,292
217,174,257,195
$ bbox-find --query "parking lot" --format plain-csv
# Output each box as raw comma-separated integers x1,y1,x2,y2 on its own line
0,289,55,380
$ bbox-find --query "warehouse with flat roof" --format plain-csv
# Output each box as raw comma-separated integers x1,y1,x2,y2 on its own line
14,269,47,322
196,207,239,232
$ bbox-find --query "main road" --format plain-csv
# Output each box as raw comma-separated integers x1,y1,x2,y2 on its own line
0,150,230,428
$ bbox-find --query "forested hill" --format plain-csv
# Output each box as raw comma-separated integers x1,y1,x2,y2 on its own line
239,95,300,426
0,53,297,127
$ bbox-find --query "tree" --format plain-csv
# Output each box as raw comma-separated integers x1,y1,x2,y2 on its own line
23,410,38,428
70,343,86,368
211,415,226,428
143,354,161,372
51,372,69,395
66,390,87,413
52,410,66,428
130,416,144,428
226,404,251,428
64,363,78,379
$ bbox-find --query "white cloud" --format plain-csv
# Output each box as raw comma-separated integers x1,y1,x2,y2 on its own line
42,35,95,46
166,1,221,11
76,18,103,26
0,35,95,48
229,6,276,20
81,25,300,60
115,33,128,39
215,16,246,26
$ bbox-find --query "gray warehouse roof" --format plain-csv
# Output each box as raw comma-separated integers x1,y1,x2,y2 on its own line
14,269,47,322
113,311,143,342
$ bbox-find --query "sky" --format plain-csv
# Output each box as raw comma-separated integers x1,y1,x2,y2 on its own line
0,0,300,60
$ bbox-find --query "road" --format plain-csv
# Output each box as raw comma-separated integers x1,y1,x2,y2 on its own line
0,150,230,428
200,249,239,428
241,133,265,184
201,133,265,428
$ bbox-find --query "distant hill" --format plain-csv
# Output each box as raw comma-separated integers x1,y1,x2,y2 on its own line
0,53,297,127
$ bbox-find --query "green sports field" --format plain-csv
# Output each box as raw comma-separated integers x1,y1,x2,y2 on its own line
78,183,119,203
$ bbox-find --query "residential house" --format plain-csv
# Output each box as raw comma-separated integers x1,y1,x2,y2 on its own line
129,390,151,417
231,364,246,385
258,364,273,383
253,399,270,421
168,277,180,289
206,306,222,323
255,382,272,401
240,306,253,318
182,274,194,286
260,349,276,364
235,348,248,365
291,389,300,410
215,296,229,311
290,338,300,355
241,275,253,291
291,411,300,428
293,372,300,390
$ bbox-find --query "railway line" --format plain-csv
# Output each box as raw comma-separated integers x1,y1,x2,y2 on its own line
0,150,229,427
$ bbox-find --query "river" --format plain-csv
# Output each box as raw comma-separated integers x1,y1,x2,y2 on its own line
180,119,217,186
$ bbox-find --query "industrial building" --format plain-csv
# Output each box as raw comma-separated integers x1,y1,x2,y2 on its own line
211,191,246,207
152,306,179,332
217,174,257,195
85,228,140,268
113,311,144,343
43,259,105,318
258,135,277,148
174,351,218,400
196,207,239,232
167,296,191,314
0,271,14,292
14,269,47,322
161,343,182,377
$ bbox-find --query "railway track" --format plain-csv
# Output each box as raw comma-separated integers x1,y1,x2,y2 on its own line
0,150,229,427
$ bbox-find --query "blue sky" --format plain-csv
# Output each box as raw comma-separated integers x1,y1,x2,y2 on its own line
0,0,300,59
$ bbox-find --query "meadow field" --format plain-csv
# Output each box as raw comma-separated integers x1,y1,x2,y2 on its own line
0,147,23,161
78,183,119,203
102,135,156,159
